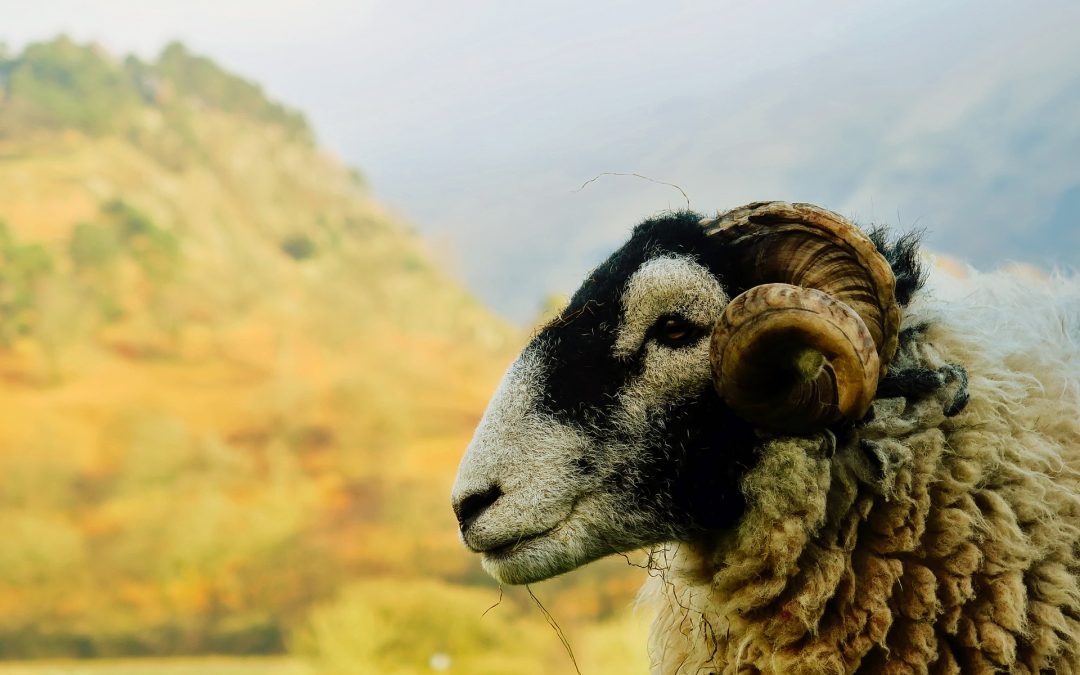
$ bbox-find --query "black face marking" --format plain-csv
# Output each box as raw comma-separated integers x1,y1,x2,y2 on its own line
535,312,637,427
591,394,757,536
658,396,758,532
535,211,735,426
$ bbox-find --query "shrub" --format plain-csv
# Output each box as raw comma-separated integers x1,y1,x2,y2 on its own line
102,199,180,280
69,222,121,268
0,220,54,344
281,234,317,261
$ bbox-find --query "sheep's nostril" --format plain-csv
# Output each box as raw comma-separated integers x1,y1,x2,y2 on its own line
454,485,503,532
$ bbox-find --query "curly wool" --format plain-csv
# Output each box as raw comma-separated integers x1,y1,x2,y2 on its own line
644,268,1080,674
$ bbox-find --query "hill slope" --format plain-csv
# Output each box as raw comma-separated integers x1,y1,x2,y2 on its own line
0,37,518,656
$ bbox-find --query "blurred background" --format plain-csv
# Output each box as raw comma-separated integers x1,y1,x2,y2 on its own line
0,2,1076,674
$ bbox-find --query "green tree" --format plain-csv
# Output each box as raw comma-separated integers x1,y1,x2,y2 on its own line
0,42,11,91
4,36,142,134
156,42,311,141
0,221,54,345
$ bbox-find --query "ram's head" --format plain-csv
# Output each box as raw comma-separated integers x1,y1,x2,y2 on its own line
451,202,903,584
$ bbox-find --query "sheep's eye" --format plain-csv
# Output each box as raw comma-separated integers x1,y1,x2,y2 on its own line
653,315,702,348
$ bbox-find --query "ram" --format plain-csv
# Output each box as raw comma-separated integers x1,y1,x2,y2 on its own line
451,201,1080,673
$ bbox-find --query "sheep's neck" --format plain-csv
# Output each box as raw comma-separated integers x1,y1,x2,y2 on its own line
647,356,966,672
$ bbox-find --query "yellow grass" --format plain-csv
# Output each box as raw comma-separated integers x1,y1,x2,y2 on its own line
0,657,312,675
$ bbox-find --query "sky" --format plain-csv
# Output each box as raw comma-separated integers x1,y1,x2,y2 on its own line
2,0,1079,321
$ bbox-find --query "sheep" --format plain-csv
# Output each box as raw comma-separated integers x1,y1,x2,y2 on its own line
451,201,1080,674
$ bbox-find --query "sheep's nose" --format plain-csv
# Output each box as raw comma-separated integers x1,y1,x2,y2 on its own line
453,485,503,533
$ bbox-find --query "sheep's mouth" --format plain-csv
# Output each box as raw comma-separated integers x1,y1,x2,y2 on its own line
475,495,582,559
479,526,558,560
475,499,586,584
479,523,576,585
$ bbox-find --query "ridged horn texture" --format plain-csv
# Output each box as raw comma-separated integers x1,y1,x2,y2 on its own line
703,201,900,434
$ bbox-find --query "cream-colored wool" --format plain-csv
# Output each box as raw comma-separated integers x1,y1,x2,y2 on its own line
645,269,1080,674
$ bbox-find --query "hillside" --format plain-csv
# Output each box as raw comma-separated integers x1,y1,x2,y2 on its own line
0,37,522,656
0,38,653,674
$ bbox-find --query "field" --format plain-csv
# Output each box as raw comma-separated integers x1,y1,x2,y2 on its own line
0,658,311,675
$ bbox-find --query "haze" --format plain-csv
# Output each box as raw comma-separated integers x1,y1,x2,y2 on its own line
3,0,1078,321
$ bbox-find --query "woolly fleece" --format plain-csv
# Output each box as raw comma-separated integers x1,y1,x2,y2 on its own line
644,269,1080,674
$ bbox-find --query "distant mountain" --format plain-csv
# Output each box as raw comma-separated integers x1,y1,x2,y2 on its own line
0,37,521,657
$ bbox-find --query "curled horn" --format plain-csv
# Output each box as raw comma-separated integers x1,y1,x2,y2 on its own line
704,202,900,434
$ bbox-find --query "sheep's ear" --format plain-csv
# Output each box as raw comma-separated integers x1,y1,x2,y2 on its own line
701,202,900,434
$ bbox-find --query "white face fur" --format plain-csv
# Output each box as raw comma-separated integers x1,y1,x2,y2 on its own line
452,255,730,584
